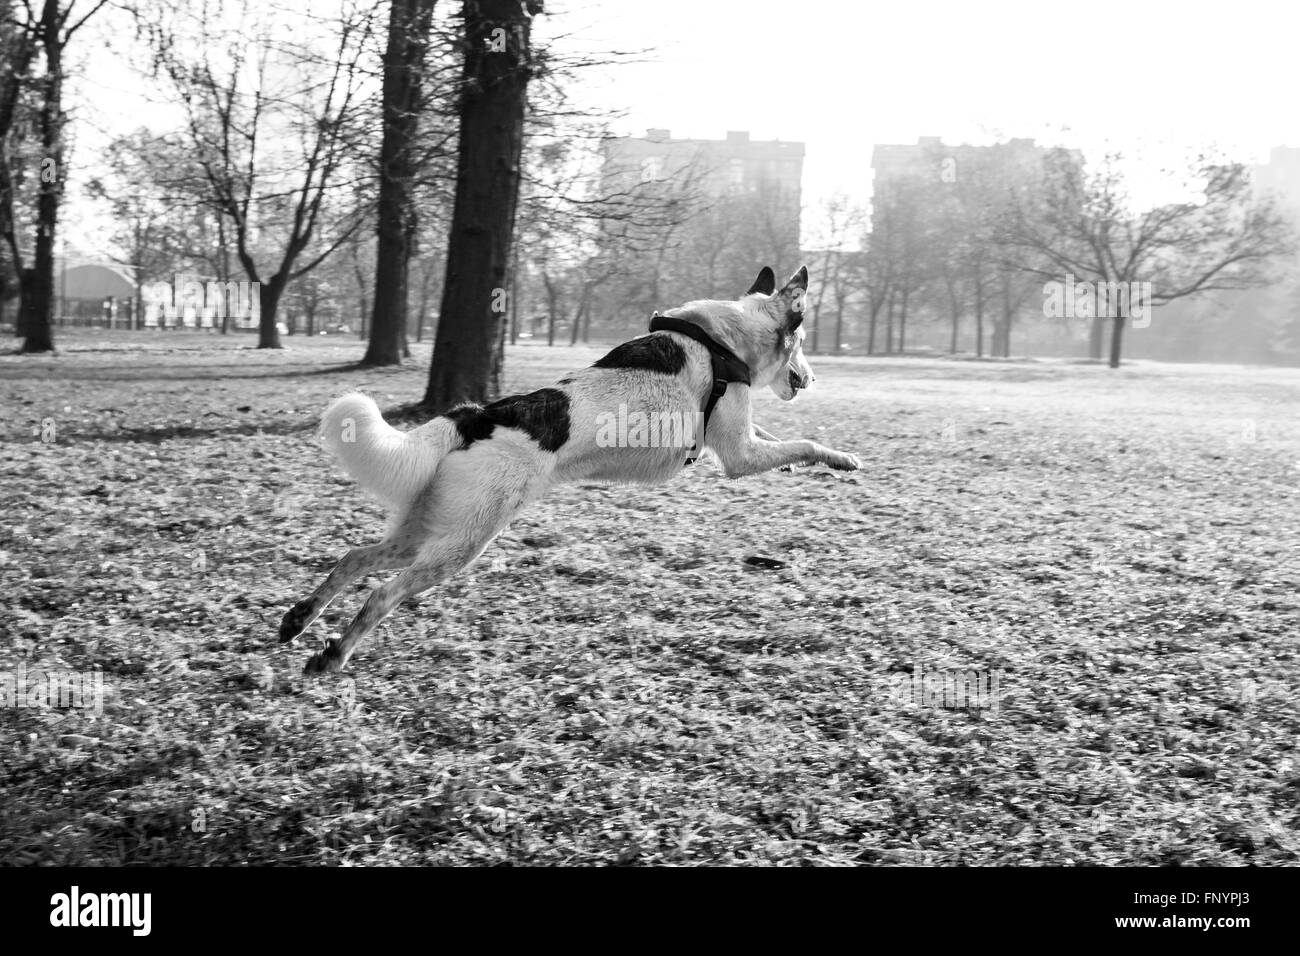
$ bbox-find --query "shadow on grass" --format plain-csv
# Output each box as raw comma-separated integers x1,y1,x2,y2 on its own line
0,360,385,383
91,418,322,444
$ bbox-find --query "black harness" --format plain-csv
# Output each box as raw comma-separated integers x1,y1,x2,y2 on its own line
648,312,751,464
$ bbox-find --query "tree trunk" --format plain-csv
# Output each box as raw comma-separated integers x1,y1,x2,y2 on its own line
422,0,538,411
19,266,52,352
974,283,984,358
1108,314,1125,368
401,216,415,358
898,285,908,353
416,256,435,343
365,0,436,366
351,242,370,340
884,288,895,353
946,276,960,354
543,270,558,347
569,282,592,346
22,22,64,354
218,215,231,333
257,278,285,348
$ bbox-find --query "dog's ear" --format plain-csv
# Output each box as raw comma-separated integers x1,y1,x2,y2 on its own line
745,266,776,297
773,265,808,329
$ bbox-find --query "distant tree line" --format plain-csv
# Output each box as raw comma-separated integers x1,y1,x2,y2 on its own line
800,145,1296,368
4,1,1295,378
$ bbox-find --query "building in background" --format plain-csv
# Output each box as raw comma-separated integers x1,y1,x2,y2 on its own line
601,128,805,240
870,136,1074,206
585,129,808,335
598,128,800,254
1252,146,1300,268
55,256,138,327
1252,146,1300,210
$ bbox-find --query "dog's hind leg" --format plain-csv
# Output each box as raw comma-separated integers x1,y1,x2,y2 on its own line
303,447,550,674
302,561,447,674
278,535,420,644
302,522,516,675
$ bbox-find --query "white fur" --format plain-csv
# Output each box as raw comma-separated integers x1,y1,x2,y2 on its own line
319,392,464,511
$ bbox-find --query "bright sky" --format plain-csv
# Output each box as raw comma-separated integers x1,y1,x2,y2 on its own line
550,0,1300,222
65,0,1300,251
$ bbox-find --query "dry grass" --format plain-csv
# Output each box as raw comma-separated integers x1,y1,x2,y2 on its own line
1,330,1297,865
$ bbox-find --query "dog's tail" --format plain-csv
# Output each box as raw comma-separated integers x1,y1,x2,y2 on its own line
319,392,463,510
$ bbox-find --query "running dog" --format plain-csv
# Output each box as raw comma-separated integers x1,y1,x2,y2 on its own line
282,265,861,673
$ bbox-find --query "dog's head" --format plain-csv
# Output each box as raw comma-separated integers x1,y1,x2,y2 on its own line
742,265,815,401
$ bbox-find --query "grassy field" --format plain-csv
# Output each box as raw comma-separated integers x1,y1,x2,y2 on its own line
2,329,1298,865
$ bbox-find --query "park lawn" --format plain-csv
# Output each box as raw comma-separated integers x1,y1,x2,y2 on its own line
1,329,1298,865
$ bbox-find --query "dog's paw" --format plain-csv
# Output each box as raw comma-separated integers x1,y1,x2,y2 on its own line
827,452,861,472
279,601,312,644
303,640,345,675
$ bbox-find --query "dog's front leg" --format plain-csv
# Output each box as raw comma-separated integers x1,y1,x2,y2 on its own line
707,391,859,477
751,424,797,473
714,435,860,477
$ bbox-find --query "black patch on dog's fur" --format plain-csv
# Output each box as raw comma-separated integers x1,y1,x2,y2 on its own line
592,335,687,375
445,402,495,446
445,388,571,453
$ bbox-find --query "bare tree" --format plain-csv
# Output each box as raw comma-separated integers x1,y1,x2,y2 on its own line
1002,151,1294,367
85,129,219,327
866,177,931,353
929,163,992,355
1,0,108,352
143,0,374,348
806,194,867,354
990,266,1038,357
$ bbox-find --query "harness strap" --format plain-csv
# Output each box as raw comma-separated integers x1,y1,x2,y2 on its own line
648,313,751,464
